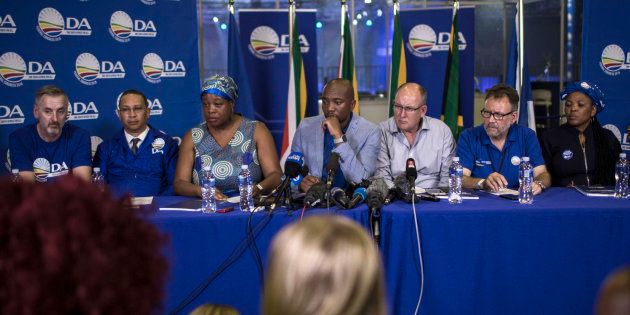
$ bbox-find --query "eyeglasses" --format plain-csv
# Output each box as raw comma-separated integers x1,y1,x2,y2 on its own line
118,106,147,115
393,103,423,113
480,109,514,120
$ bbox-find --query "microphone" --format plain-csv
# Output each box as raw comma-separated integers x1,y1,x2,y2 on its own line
384,187,398,204
347,187,367,209
269,152,304,209
366,178,388,212
325,152,341,191
393,174,415,203
405,158,417,193
331,187,349,209
304,182,326,208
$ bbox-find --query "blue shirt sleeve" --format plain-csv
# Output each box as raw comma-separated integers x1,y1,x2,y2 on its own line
72,129,93,169
93,141,108,179
160,137,179,196
8,130,33,171
456,128,476,172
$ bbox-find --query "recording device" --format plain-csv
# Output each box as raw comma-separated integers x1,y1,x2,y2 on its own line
304,182,326,208
406,158,417,194
325,152,341,191
331,187,349,208
346,187,367,209
268,152,304,209
393,174,416,203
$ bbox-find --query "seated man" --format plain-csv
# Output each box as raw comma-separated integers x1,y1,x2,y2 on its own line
291,79,380,192
457,84,551,194
9,85,92,182
94,89,178,196
375,83,455,188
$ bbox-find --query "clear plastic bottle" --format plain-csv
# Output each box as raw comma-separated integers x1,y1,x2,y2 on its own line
614,153,629,199
92,167,104,186
201,166,217,213
448,157,463,204
518,157,534,204
11,169,20,183
239,164,254,212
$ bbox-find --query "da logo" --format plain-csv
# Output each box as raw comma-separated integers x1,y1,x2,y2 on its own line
36,7,91,41
74,53,125,85
603,124,630,152
248,26,310,60
141,53,186,83
407,24,467,58
249,26,279,60
0,52,56,87
600,44,630,76
67,100,99,120
109,11,157,42
0,14,17,34
0,104,25,125
151,138,165,154
33,157,68,182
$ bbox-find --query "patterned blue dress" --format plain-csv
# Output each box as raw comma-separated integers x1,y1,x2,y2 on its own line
190,117,262,195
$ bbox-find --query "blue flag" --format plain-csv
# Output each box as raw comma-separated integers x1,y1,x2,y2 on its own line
505,11,536,131
228,12,255,120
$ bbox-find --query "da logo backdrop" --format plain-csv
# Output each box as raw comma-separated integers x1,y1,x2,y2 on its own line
0,1,200,175
582,0,630,153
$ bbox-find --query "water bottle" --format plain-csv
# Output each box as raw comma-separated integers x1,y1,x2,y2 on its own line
448,157,463,204
11,169,20,183
239,164,254,212
200,166,217,213
518,157,534,204
92,167,104,186
614,153,629,199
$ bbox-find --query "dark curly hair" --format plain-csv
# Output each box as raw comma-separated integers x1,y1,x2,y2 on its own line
0,176,168,315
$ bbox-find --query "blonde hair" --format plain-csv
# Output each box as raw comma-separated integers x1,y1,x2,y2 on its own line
596,265,630,315
263,216,387,315
189,304,239,315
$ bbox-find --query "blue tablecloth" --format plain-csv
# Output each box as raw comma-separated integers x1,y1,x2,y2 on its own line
380,187,630,315
150,196,370,315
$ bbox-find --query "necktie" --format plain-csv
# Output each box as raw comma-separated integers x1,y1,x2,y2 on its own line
131,138,140,155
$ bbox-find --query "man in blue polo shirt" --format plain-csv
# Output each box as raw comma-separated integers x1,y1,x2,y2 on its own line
457,84,551,195
93,89,178,196
9,85,92,182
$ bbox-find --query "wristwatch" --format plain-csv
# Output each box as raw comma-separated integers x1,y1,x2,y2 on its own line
534,180,546,191
475,179,486,190
333,134,347,145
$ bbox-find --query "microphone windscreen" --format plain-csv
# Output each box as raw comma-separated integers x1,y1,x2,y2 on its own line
394,174,413,203
405,158,417,181
285,151,304,178
366,177,389,198
326,152,341,173
304,182,326,206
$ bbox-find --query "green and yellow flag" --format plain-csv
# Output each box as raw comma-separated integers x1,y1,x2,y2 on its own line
388,1,406,117
338,0,359,114
442,0,463,138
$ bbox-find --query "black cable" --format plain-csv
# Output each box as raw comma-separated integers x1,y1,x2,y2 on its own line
169,211,273,315
247,210,265,287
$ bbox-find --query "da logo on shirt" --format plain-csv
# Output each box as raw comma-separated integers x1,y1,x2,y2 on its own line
562,150,573,160
511,156,521,166
151,138,165,154
33,157,68,182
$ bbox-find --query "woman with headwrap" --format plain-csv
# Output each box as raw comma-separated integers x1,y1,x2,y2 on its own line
540,81,622,187
174,74,282,198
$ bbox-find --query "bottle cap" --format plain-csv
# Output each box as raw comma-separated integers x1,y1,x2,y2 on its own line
522,156,530,161
452,157,460,162
11,169,18,174
93,167,100,172
241,164,248,170
621,153,627,159
203,166,211,171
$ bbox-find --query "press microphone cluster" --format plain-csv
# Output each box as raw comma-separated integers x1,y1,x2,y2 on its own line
303,182,327,208
267,151,305,209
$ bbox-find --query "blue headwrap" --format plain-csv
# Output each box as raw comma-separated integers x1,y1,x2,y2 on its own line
561,81,605,113
201,74,238,102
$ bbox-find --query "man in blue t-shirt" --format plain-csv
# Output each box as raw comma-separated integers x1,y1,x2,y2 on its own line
93,89,178,196
9,85,92,182
456,84,551,195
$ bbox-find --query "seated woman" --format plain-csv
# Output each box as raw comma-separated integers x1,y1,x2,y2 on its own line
541,81,622,187
263,216,387,315
174,75,282,199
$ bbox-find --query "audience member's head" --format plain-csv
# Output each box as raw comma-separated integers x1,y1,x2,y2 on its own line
263,215,387,315
190,303,240,315
0,176,168,314
596,265,630,315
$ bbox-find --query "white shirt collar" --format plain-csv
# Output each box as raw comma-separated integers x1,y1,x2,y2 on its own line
124,126,149,148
